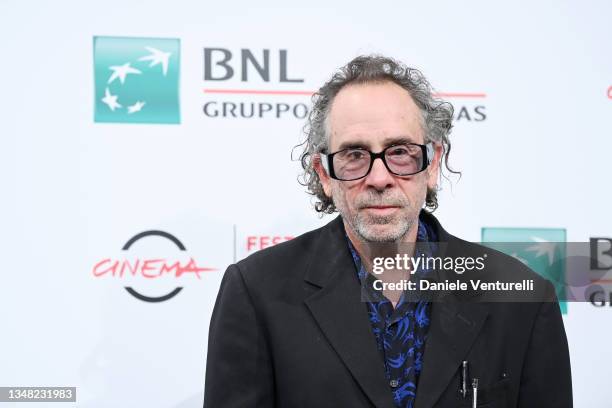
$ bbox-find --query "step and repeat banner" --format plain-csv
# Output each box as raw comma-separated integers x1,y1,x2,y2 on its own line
2,0,611,406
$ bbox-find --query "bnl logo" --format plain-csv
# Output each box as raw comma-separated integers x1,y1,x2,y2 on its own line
93,36,180,124
482,227,568,314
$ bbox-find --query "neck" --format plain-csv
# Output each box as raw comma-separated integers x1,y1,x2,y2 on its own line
345,220,420,308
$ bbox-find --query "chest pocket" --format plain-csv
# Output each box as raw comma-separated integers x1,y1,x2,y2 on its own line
459,377,510,408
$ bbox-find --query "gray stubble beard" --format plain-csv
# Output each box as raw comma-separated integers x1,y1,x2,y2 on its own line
331,183,422,243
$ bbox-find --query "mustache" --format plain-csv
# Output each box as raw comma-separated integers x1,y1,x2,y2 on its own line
355,192,410,209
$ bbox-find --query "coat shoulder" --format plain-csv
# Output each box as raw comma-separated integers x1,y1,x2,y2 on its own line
451,235,551,283
233,220,331,283
446,235,558,305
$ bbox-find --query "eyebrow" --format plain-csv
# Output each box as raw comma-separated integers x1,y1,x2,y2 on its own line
336,136,418,151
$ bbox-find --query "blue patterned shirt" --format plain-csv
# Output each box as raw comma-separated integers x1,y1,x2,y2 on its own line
347,216,438,408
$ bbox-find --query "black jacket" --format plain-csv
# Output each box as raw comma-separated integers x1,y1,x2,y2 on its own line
204,212,572,408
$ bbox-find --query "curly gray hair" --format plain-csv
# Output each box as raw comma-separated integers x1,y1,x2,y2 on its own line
296,55,458,214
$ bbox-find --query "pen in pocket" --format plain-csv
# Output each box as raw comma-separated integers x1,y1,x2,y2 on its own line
460,361,468,398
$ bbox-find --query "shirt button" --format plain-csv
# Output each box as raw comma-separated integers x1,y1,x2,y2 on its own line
389,380,399,388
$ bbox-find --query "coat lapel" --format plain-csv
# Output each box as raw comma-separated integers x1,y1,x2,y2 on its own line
414,212,490,408
304,216,396,408
413,300,488,408
303,213,489,408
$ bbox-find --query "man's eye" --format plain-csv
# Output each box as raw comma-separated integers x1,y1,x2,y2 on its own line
347,150,366,160
388,147,409,156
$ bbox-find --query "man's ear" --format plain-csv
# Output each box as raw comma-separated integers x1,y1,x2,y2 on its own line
313,154,332,198
427,143,443,190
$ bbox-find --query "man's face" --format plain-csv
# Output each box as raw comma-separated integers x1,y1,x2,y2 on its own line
315,81,442,243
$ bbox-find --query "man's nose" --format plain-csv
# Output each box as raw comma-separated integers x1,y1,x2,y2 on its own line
364,157,395,190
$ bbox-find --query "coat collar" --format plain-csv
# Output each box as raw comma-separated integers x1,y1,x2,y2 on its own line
303,211,489,408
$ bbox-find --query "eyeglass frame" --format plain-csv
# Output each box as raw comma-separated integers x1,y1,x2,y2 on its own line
319,142,435,181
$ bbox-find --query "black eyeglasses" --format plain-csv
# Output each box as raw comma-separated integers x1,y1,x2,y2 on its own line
320,142,434,181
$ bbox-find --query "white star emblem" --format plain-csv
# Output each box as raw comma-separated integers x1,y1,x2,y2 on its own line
101,88,121,111
127,101,146,114
525,236,557,265
108,62,142,84
139,46,171,76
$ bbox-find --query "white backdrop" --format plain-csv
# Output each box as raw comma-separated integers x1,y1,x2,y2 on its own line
1,0,611,406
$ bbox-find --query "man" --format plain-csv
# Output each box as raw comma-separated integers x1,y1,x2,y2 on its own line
204,55,572,407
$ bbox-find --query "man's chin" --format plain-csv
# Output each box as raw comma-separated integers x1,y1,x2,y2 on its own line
356,223,407,243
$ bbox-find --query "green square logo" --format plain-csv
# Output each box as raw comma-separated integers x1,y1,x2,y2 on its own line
93,36,180,124
482,227,568,314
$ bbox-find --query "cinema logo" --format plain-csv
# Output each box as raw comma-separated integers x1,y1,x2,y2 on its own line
92,230,216,302
202,48,309,120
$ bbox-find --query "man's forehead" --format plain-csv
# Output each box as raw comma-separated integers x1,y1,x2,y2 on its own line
333,135,423,151
328,81,424,150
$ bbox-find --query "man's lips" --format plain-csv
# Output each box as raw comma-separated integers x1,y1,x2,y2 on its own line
362,205,401,215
